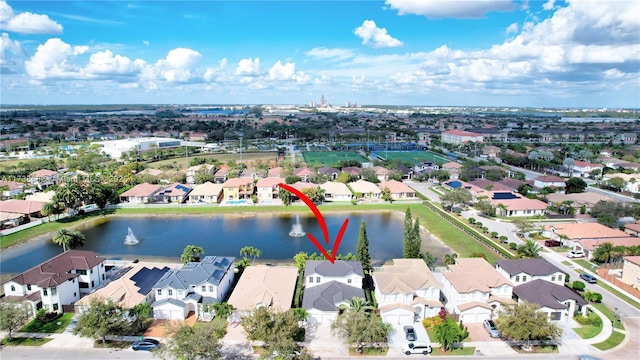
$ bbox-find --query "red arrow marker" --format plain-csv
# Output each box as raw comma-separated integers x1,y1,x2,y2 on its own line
278,183,349,263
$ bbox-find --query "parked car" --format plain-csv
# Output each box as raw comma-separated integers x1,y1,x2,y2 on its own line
580,273,597,284
483,319,501,338
403,326,417,341
567,250,585,258
544,239,562,247
402,342,433,355
132,338,161,351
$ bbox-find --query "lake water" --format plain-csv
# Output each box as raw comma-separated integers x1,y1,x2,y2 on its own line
0,212,451,274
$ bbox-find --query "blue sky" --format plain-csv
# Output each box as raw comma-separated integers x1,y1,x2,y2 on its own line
1,0,638,107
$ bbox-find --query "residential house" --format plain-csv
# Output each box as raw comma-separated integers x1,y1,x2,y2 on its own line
373,259,442,324
189,132,207,142
572,161,603,178
1,199,46,227
227,265,298,321
544,192,614,213
151,256,235,320
187,182,224,204
319,181,353,202
29,169,59,189
290,181,318,195
75,262,172,312
482,145,501,158
413,162,439,173
488,192,547,217
213,168,229,184
468,179,510,192
513,280,587,321
119,183,162,204
317,167,340,181
602,173,640,193
378,180,416,200
2,250,106,314
441,258,514,323
534,176,566,189
371,166,390,181
575,237,640,260
441,161,463,180
341,166,362,177
620,256,640,289
267,167,284,178
153,183,192,203
303,260,365,323
624,222,640,237
543,222,629,249
256,177,284,203
221,178,254,202
186,164,216,184
441,130,484,145
348,179,381,199
495,259,566,286
394,165,414,180
0,180,25,198
293,167,315,182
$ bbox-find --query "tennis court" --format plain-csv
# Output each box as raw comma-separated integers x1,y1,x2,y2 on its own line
302,151,369,166
371,150,450,165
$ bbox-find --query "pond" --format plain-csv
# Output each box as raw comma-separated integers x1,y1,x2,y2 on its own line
1,211,451,274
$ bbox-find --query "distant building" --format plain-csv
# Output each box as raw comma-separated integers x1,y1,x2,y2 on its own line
93,137,182,159
441,130,484,145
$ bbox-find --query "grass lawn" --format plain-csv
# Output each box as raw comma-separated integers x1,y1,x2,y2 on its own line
574,259,599,271
20,313,74,333
592,330,625,351
0,337,53,346
147,152,277,168
348,346,389,356
583,278,640,310
432,346,475,355
573,311,603,339
591,303,626,330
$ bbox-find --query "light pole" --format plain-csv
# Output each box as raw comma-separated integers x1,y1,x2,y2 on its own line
613,307,618,326
385,135,389,161
240,136,243,162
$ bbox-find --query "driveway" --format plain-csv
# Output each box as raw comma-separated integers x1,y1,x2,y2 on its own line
304,322,349,358
387,321,430,356
466,322,501,342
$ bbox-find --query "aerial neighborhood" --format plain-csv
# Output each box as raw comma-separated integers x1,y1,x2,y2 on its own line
1,105,639,359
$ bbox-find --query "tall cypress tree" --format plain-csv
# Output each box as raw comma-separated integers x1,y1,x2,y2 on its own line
356,221,372,273
409,218,422,258
403,208,413,258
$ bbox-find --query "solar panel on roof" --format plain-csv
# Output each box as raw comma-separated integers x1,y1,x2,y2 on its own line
176,184,190,192
492,192,519,200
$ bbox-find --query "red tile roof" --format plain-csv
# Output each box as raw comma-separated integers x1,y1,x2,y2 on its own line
7,250,105,288
120,182,162,197
0,199,45,214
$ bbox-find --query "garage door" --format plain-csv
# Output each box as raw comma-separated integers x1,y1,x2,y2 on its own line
154,309,184,320
461,313,479,323
384,314,414,325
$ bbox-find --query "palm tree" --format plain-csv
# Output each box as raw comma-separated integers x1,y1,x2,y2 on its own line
517,239,542,259
40,202,55,220
181,245,204,263
239,246,262,265
443,253,458,265
69,231,86,249
52,229,73,251
592,242,615,264
340,296,373,313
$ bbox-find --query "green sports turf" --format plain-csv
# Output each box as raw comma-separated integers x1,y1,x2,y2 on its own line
302,151,368,165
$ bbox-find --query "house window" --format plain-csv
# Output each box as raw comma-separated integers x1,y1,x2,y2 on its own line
53,304,59,311
91,281,94,287
102,274,105,280
178,290,183,296
90,269,93,274
157,289,162,296
635,277,640,286
51,287,57,296
522,276,527,282
77,269,87,275
209,286,214,292
74,292,77,297
43,289,48,296
308,277,313,283
10,285,15,292
168,289,173,296
515,276,520,282
79,282,89,289
202,286,206,292
316,277,320,283
558,275,563,282
347,279,352,284
551,275,556,282
27,285,31,291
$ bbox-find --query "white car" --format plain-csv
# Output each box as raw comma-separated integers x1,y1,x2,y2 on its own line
567,250,585,258
402,342,433,355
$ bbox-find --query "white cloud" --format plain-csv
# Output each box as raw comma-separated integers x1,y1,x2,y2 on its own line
146,48,202,83
143,40,150,47
235,57,262,76
305,47,355,61
25,38,85,79
542,0,556,11
268,60,295,80
0,32,24,74
385,0,517,19
354,20,403,48
86,50,143,76
0,32,23,57
0,1,63,34
506,22,518,35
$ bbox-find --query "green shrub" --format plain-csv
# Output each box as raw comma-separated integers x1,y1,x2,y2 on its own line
509,242,518,250
422,315,444,330
565,274,570,283
573,281,586,291
468,218,476,224
590,315,602,327
574,315,591,325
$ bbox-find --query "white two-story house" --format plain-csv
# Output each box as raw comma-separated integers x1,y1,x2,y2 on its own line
2,250,106,314
302,260,365,323
441,258,514,323
151,256,235,320
373,259,442,324
495,259,566,286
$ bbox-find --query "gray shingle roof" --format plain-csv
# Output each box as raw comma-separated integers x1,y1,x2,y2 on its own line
513,279,587,310
153,256,234,290
495,259,563,277
304,260,364,277
152,297,185,308
302,281,365,312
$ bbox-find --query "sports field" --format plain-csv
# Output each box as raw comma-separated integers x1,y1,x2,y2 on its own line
302,151,369,166
371,150,450,165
